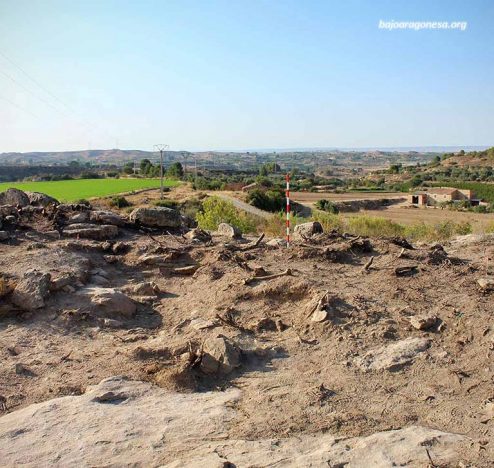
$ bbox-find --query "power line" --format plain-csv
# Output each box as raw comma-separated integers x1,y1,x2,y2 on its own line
0,68,71,117
0,94,41,119
0,50,117,142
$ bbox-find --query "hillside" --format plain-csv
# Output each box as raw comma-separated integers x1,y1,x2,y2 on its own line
0,188,493,466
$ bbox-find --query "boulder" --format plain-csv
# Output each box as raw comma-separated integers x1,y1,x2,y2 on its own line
87,287,136,318
355,337,430,372
0,376,466,467
217,222,241,239
89,210,127,227
409,315,437,330
200,335,241,375
293,221,323,240
0,231,9,241
25,191,59,207
0,188,29,207
478,277,494,291
129,207,181,228
63,223,118,240
11,269,51,311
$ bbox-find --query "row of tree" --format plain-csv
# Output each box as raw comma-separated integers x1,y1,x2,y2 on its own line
122,159,184,178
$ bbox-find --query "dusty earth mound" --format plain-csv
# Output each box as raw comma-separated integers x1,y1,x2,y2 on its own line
0,189,493,466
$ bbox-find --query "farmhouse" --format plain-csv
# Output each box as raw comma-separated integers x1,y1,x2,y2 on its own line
409,187,481,207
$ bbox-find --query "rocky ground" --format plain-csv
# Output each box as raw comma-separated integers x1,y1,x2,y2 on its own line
0,187,493,467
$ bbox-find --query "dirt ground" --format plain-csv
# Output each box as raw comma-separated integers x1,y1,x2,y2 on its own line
290,191,406,202
1,196,494,465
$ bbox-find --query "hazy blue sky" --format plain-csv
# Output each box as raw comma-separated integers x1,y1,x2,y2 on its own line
1,0,493,152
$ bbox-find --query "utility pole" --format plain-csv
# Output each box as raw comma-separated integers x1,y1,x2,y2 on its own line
154,144,169,200
181,151,188,176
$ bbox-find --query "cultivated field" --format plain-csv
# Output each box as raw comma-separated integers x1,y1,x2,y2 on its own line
0,178,180,202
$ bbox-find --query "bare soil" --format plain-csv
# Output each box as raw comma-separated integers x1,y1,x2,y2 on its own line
1,205,493,465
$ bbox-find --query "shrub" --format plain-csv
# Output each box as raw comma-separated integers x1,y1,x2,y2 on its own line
109,196,132,208
74,198,91,207
346,216,405,237
247,189,285,212
311,212,344,232
181,197,203,219
315,199,339,214
153,199,179,209
196,196,258,233
404,221,472,241
166,162,184,179
261,212,306,237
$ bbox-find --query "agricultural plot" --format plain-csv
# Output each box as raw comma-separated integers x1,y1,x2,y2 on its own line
0,178,179,202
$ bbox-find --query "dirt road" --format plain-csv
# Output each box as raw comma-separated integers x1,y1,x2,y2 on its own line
212,192,272,219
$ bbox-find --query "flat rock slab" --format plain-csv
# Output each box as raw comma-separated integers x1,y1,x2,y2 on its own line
83,287,137,318
129,207,181,228
63,223,119,240
355,337,431,372
0,376,464,467
89,210,127,226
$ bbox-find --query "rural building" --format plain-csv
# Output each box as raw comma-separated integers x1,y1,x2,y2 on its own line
409,187,481,206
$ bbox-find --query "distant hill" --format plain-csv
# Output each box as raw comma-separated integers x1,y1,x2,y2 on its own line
0,149,159,165
440,147,494,168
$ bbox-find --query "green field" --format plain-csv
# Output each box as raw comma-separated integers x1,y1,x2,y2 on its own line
0,178,180,202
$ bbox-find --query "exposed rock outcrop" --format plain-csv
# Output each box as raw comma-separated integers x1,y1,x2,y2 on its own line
0,376,466,467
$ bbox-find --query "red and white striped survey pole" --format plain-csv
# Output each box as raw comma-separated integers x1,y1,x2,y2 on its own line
285,173,290,247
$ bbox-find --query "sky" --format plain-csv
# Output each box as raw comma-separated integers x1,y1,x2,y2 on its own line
0,0,493,153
